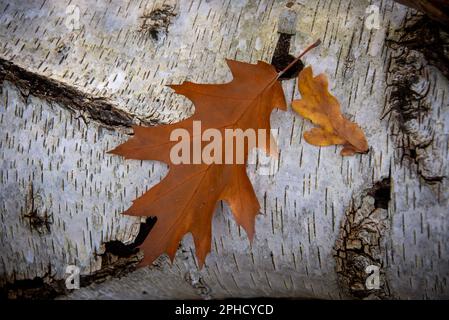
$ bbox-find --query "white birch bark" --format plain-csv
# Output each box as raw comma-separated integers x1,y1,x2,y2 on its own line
0,0,447,299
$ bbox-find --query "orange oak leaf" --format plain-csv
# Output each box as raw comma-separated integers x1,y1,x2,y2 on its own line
292,66,369,156
110,61,286,268
109,41,320,268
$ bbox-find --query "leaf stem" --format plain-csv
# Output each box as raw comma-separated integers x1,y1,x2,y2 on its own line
277,39,321,79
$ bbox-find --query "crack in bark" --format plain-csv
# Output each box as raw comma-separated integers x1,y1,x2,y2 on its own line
384,13,447,184
0,261,70,300
0,58,159,131
394,0,449,35
394,15,449,80
0,273,67,300
1,218,157,300
22,182,53,235
177,242,212,299
184,271,211,299
334,178,392,299
0,255,143,300
138,4,177,42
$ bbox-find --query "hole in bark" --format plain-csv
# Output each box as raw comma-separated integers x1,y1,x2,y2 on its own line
369,178,391,210
79,218,157,287
271,33,304,80
104,217,156,257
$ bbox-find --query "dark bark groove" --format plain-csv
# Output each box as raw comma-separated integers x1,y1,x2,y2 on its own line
0,58,159,131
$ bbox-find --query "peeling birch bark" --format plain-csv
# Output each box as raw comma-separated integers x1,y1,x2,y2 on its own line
0,0,448,299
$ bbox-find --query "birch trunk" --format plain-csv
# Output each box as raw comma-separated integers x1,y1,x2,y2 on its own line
0,0,448,299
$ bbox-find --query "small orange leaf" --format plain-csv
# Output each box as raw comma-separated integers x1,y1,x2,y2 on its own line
292,66,369,156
